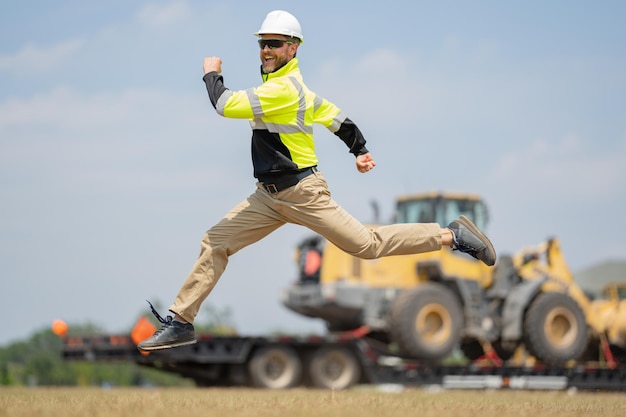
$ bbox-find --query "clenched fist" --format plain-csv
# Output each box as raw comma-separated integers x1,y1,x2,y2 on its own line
356,152,376,173
203,56,222,75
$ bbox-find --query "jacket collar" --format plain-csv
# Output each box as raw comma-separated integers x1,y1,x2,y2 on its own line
261,57,299,82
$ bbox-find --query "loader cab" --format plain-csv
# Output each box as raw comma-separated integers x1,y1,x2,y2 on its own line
395,192,489,231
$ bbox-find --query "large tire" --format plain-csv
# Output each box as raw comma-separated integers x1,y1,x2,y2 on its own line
389,283,463,360
308,347,361,390
248,346,303,389
523,292,589,365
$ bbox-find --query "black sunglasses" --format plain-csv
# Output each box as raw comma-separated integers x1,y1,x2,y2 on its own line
258,39,294,50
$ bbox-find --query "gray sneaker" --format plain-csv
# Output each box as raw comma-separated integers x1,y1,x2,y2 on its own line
137,301,196,352
447,215,496,266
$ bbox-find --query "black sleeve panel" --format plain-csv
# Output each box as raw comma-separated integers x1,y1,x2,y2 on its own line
334,117,369,156
202,71,228,109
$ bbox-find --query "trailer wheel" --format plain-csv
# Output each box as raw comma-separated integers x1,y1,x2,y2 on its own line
389,283,463,360
523,292,588,365
248,346,302,389
308,347,361,390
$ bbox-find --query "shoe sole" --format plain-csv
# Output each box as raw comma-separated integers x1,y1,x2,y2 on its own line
457,215,496,266
137,338,197,352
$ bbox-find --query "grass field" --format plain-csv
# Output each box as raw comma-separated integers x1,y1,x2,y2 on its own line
1,387,624,417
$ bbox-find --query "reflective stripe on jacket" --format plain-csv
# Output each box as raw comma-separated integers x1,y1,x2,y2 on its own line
203,58,368,180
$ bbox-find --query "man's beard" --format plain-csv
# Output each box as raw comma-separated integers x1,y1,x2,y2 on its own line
262,55,290,74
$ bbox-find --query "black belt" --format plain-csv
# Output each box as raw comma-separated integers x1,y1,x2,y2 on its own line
261,167,318,194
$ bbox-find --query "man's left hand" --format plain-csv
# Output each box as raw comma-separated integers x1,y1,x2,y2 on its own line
356,152,376,173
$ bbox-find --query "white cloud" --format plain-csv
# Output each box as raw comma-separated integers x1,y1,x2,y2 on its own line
0,83,249,197
0,86,205,130
0,38,85,75
0,87,133,128
135,0,191,26
312,49,428,124
492,134,626,201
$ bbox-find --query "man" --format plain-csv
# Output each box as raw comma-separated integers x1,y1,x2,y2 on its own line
138,10,496,351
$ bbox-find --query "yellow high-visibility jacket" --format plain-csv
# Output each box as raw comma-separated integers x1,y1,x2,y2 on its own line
203,58,368,182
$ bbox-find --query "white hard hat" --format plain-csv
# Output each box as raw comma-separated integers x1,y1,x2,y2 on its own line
254,10,303,43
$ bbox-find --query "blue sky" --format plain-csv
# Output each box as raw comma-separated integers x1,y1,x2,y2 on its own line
1,1,625,346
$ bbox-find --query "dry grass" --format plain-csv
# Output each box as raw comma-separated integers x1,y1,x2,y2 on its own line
0,387,624,417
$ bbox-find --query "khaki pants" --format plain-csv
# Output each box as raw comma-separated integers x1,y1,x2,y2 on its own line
170,170,442,322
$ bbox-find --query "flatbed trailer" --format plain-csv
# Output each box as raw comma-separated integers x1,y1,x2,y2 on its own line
61,331,626,391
